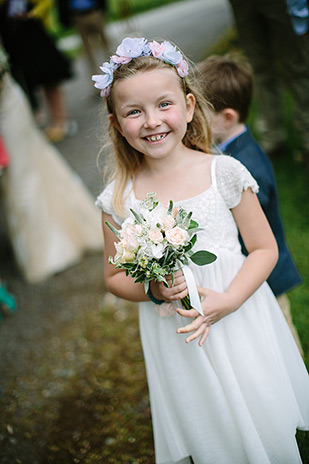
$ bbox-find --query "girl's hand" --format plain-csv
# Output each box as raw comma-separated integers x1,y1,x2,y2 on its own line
176,287,233,346
150,269,188,302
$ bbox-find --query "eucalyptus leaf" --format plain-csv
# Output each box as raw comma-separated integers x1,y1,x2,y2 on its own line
190,250,217,266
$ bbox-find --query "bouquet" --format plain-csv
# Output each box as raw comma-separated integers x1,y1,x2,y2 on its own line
106,193,216,311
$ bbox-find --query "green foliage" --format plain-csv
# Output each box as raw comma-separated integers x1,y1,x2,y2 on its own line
106,0,187,21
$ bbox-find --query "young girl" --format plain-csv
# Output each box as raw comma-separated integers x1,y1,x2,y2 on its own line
94,37,309,464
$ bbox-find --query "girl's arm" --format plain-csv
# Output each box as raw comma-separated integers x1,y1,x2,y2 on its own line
102,212,186,302
176,188,278,345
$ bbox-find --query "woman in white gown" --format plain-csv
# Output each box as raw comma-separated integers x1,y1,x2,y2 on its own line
0,49,103,283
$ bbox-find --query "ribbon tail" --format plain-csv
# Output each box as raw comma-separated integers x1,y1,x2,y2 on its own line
182,265,204,316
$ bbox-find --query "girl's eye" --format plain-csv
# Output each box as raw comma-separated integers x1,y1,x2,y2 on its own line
160,102,170,108
128,109,140,116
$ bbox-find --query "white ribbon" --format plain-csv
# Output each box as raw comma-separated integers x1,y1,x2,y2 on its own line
182,265,204,316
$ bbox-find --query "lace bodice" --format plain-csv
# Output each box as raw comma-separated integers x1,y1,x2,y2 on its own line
96,155,259,254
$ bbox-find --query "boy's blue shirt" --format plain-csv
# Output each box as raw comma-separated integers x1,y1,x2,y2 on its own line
221,127,302,296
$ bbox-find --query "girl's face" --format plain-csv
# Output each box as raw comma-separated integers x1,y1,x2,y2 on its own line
110,68,195,162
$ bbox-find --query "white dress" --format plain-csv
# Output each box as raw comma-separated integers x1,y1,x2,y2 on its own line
0,75,103,283
96,155,309,464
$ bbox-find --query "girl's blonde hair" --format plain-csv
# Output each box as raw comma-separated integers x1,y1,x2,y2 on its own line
102,54,213,216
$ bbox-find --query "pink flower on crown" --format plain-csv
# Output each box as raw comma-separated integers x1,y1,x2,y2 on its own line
149,40,188,77
111,55,132,64
149,40,166,58
176,59,189,78
115,37,148,59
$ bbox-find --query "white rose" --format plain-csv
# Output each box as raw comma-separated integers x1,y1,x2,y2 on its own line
165,226,188,248
150,243,165,259
115,242,136,263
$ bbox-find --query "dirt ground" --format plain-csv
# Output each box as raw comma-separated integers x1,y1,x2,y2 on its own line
0,236,154,464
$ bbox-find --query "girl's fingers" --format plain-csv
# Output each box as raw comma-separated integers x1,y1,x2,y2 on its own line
198,326,210,346
176,307,199,318
176,315,203,334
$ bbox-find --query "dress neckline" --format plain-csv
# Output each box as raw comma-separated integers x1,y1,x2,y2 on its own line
130,155,217,205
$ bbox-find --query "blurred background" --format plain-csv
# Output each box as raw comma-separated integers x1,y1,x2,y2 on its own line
0,0,308,462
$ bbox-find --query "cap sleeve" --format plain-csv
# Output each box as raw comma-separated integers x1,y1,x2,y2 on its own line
215,155,259,209
95,181,115,214
95,181,123,226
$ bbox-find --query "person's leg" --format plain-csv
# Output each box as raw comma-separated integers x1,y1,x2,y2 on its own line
43,85,69,142
90,10,109,52
74,11,109,76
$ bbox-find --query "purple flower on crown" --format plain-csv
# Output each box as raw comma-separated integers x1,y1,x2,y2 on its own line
116,37,148,59
92,61,115,96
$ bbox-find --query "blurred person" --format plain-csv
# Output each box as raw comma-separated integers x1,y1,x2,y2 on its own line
0,43,103,283
0,109,17,320
285,0,309,68
0,278,17,320
0,0,76,143
57,0,109,76
197,53,304,357
228,0,309,163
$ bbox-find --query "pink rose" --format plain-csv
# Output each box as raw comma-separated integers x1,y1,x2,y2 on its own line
121,235,138,252
165,226,188,248
149,228,164,244
161,215,175,231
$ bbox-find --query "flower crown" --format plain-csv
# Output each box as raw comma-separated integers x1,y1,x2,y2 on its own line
92,37,189,97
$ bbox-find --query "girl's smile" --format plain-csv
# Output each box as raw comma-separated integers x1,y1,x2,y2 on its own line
144,132,168,143
111,68,195,162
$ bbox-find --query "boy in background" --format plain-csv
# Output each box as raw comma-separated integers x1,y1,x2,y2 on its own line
198,54,304,356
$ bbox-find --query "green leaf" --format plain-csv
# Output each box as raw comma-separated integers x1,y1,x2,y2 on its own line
189,219,198,229
121,263,135,269
129,208,144,224
190,250,217,266
105,221,121,239
167,200,173,215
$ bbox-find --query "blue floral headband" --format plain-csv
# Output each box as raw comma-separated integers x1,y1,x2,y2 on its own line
92,37,189,97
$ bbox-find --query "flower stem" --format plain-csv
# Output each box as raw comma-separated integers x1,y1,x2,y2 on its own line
181,295,191,310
